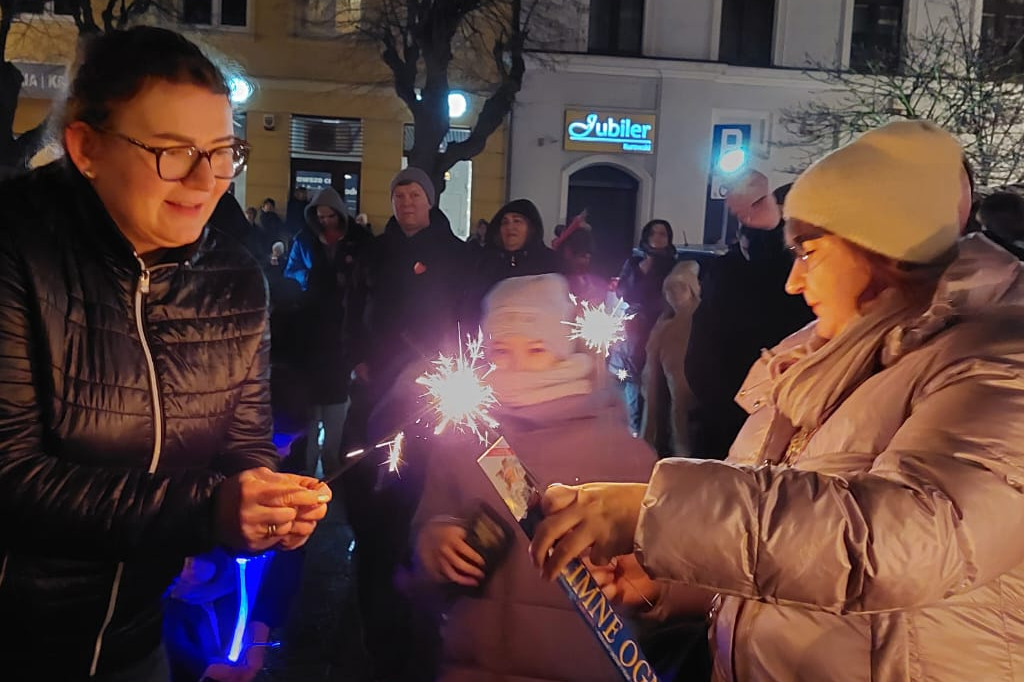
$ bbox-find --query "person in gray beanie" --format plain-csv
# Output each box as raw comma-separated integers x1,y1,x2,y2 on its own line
284,185,370,477
390,166,436,209
341,165,468,681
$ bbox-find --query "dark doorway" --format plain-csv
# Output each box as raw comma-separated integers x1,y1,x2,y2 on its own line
566,164,640,278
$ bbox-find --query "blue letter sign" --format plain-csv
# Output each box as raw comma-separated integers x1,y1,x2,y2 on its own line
564,110,657,154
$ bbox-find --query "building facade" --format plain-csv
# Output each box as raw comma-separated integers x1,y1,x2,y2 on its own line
9,0,508,238
510,0,999,272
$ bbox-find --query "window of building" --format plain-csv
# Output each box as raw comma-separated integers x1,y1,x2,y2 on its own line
298,0,362,35
588,0,644,56
16,0,76,16
182,0,248,28
850,0,903,72
981,0,1024,69
718,0,775,68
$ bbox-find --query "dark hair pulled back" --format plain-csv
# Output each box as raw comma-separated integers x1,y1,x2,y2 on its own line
64,26,228,129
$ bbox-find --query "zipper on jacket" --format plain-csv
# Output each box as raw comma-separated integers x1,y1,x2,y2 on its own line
89,562,124,676
91,261,165,676
133,263,164,474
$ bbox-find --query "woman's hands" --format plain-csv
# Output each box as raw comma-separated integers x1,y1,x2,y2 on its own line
214,468,332,552
585,553,662,613
530,482,648,580
416,520,486,587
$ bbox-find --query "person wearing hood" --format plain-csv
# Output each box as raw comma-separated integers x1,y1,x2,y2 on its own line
412,274,655,682
284,186,370,477
467,198,560,321
641,260,701,457
532,120,1024,682
612,219,680,435
684,172,814,459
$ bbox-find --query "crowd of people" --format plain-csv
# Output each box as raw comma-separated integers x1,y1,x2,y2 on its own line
2,23,1024,682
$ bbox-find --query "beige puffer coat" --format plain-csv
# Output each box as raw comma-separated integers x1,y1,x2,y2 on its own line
636,234,1024,681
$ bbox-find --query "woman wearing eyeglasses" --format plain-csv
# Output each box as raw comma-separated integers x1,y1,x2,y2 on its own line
0,27,330,681
530,121,1024,681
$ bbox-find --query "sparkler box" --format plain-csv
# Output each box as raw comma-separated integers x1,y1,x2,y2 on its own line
477,438,660,682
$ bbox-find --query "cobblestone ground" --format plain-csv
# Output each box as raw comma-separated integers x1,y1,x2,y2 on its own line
257,486,372,682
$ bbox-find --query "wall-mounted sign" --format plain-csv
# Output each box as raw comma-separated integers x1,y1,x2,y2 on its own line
709,124,752,200
564,109,656,154
13,62,67,100
294,170,333,191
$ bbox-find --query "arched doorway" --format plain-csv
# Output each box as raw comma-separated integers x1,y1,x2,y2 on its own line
566,164,639,278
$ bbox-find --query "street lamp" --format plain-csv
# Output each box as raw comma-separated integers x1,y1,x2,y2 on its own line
229,76,254,105
448,91,468,119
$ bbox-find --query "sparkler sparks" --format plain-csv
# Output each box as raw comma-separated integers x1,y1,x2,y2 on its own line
385,431,406,474
615,368,629,382
416,331,499,442
563,297,633,357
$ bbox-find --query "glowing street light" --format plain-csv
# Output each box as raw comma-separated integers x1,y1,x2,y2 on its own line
229,76,254,105
717,147,747,174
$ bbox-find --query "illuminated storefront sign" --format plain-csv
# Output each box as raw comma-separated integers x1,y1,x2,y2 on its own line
564,109,657,154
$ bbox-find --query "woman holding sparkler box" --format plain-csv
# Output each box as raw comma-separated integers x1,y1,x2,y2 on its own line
412,274,656,682
531,121,1024,682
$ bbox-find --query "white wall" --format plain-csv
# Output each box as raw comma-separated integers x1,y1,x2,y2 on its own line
774,0,853,68
643,1,716,60
510,56,829,246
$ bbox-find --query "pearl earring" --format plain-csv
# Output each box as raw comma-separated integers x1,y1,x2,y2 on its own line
83,170,95,179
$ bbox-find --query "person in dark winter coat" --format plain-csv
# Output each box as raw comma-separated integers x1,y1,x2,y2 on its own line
284,186,370,477
413,274,655,682
684,172,814,459
0,27,330,681
467,198,560,322
343,166,469,682
976,191,1024,259
284,186,308,237
611,219,679,434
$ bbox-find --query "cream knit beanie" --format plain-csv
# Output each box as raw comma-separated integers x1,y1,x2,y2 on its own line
784,120,963,264
482,274,574,359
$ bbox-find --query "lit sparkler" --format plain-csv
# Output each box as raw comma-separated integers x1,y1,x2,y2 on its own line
385,431,406,474
563,296,633,357
322,433,407,484
415,330,499,442
615,368,629,382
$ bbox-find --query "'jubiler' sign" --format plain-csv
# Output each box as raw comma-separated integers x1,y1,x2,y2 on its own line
564,109,657,154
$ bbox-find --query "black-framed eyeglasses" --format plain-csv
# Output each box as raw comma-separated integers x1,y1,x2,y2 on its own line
93,127,250,181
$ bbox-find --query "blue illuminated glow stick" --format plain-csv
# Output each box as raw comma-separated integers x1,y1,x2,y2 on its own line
227,553,273,663
477,438,660,682
228,557,251,663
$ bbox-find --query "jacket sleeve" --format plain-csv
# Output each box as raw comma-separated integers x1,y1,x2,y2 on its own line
214,306,279,475
636,350,1024,615
343,246,371,367
616,257,643,305
0,233,225,560
283,238,311,292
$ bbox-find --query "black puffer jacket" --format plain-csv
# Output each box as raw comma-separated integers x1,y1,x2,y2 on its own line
0,162,278,678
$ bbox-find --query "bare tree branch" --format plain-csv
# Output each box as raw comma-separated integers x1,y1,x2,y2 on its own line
780,0,1024,187
354,0,579,193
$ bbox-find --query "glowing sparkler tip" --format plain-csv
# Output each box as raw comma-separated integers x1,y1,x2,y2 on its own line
563,297,633,357
416,330,499,443
615,368,629,381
